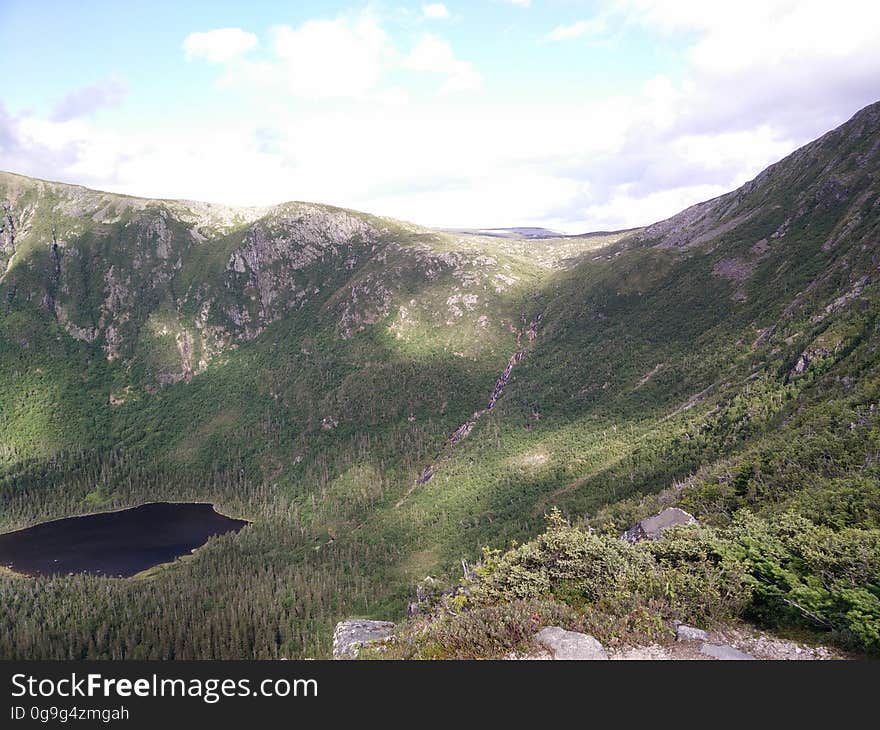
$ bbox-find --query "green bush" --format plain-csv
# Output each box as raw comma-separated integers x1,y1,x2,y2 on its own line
718,511,880,651
406,508,879,656
458,510,751,643
366,599,585,660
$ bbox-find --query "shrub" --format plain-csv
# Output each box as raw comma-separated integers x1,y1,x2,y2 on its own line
412,508,879,656
461,510,751,644
715,511,880,651
367,599,585,660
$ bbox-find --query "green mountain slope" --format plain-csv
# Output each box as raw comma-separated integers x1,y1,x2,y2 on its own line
0,100,878,659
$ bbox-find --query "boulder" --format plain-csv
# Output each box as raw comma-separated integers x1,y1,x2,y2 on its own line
699,643,755,660
534,627,608,660
332,619,395,659
676,624,709,643
623,507,696,543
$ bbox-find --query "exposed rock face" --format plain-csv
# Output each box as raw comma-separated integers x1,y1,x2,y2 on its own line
712,256,756,301
699,643,755,660
332,620,395,659
623,507,696,544
218,204,382,341
791,347,832,376
1,202,15,270
337,277,394,339
534,627,608,660
637,202,758,250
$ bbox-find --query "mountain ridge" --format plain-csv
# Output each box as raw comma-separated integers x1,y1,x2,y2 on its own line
1,100,879,659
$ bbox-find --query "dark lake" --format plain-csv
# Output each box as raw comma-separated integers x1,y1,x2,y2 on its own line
0,502,249,578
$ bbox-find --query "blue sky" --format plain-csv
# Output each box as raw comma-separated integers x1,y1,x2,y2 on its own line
2,1,879,230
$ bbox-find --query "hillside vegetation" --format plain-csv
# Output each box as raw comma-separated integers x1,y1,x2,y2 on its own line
1,101,878,658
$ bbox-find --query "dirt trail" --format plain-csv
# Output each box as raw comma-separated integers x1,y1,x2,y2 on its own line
396,313,542,508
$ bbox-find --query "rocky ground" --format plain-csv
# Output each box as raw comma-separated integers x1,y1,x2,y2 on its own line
332,618,847,660
515,623,845,661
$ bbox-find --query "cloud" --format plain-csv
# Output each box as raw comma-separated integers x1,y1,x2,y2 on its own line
183,28,258,63
403,35,482,93
0,102,132,190
544,19,607,42
195,15,481,100
617,0,880,133
515,0,880,230
0,104,73,173
269,16,394,98
50,77,127,122
422,3,450,20
499,0,531,7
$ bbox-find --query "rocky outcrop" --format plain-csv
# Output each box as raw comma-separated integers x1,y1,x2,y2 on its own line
332,620,395,659
218,204,381,341
1,202,15,271
712,256,756,301
337,278,394,339
791,347,832,376
0,173,399,376
636,199,758,251
675,624,709,643
623,507,696,543
533,627,608,660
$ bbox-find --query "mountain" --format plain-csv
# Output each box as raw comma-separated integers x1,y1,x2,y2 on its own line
1,100,878,659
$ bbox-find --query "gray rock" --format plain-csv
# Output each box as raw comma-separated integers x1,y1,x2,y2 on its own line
699,643,755,660
676,624,709,643
623,507,697,543
332,619,395,659
534,627,608,660
792,347,832,376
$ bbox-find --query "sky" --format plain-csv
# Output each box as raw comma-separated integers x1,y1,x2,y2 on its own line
1,1,879,232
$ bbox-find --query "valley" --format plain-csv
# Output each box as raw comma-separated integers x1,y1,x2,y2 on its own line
1,100,879,659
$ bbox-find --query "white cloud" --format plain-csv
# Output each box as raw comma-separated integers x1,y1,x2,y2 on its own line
499,0,531,7
624,0,880,77
404,35,483,93
615,0,880,139
189,15,481,100
422,3,450,20
183,28,258,63
544,19,607,42
270,16,394,98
